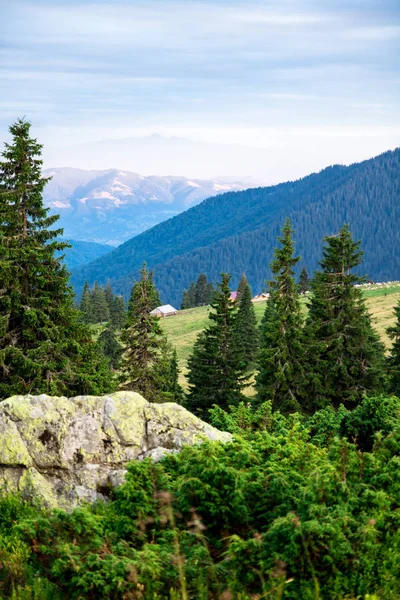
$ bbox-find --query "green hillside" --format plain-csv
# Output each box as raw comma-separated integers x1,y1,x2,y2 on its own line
160,283,400,388
71,148,400,305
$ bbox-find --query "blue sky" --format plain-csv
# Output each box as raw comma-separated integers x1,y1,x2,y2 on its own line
1,0,399,178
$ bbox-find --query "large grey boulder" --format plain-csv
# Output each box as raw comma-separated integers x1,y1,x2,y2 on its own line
0,392,231,508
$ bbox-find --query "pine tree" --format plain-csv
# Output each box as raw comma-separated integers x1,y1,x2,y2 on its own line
0,118,113,397
181,289,190,310
148,269,161,310
110,295,126,329
387,301,400,396
104,279,114,311
256,219,308,414
186,273,246,420
234,278,259,370
195,273,208,306
299,267,310,294
187,282,196,308
153,342,185,404
307,224,386,410
80,281,92,324
120,264,166,401
236,273,248,303
205,281,214,305
91,282,110,324
97,326,122,370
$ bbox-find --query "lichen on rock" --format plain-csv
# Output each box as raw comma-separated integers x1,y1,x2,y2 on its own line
0,391,231,508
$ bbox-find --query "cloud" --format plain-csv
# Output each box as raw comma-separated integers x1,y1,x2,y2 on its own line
0,0,399,177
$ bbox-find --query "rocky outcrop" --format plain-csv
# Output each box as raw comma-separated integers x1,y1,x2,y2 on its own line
0,392,231,509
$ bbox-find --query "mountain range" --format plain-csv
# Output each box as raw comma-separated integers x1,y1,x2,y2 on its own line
70,147,400,306
44,167,249,245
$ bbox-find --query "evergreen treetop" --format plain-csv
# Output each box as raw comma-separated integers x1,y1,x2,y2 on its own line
306,224,386,409
256,219,308,414
0,118,113,397
186,273,246,420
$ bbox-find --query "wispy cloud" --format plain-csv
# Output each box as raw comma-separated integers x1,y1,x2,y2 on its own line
0,0,399,177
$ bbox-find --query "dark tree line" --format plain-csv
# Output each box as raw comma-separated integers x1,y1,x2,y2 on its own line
181,273,214,309
80,280,127,327
186,219,400,420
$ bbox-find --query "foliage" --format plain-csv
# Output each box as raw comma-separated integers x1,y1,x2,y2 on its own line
256,220,309,414
298,267,310,294
181,274,214,309
1,394,400,599
306,225,386,410
0,118,114,398
234,275,259,370
119,264,179,402
96,326,123,370
186,274,247,419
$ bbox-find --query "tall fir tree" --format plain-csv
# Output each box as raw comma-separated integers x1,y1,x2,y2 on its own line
104,280,114,311
236,273,249,304
153,341,185,404
234,277,259,370
186,273,246,420
0,118,113,397
306,224,386,410
187,282,196,309
148,269,161,310
195,273,208,306
97,326,122,370
256,219,308,414
91,282,110,323
298,267,310,294
181,289,190,310
110,295,126,329
205,281,214,305
387,301,400,396
120,264,168,401
80,281,92,324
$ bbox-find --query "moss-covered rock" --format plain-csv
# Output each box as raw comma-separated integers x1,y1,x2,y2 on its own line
0,392,231,508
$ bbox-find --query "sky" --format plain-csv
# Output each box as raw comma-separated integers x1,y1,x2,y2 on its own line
0,0,399,181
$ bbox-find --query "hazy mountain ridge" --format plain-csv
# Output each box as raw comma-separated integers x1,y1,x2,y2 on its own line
70,148,400,305
56,239,112,271
44,167,248,245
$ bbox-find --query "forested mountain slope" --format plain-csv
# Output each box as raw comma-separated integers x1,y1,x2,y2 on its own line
56,239,111,270
71,148,400,305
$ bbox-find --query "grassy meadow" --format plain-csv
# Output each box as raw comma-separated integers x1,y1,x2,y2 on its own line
160,282,400,389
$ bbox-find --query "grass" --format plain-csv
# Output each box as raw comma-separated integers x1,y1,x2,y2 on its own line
160,283,400,389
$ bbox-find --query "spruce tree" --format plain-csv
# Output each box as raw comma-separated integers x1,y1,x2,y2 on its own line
153,342,185,404
181,290,189,310
187,282,196,309
110,295,126,329
186,273,246,420
299,267,310,294
97,326,122,370
0,118,113,397
236,273,248,303
80,281,92,324
195,273,208,306
91,282,110,324
307,224,386,410
148,269,161,310
104,279,114,311
120,264,166,401
256,219,308,414
205,281,214,305
234,277,259,370
387,301,400,396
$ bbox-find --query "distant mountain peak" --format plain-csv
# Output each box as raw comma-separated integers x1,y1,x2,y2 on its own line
43,167,250,246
